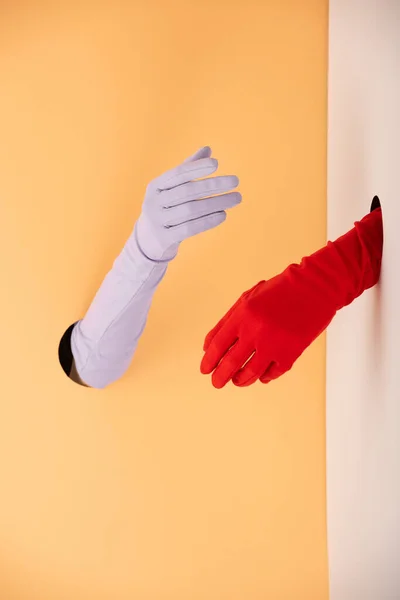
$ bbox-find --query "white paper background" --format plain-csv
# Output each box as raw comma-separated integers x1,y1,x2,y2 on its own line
326,1,400,598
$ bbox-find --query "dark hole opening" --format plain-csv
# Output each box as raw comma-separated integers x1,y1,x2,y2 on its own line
370,195,381,212
58,322,88,386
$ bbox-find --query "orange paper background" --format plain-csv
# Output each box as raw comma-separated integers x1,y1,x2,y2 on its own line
0,1,328,598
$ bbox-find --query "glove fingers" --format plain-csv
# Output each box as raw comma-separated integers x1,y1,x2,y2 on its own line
182,146,212,163
211,340,254,389
200,324,238,375
164,192,242,227
203,300,243,352
169,210,227,244
232,352,271,387
157,157,218,191
162,176,239,207
203,282,265,352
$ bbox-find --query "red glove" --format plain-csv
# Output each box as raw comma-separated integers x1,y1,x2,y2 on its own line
200,208,383,389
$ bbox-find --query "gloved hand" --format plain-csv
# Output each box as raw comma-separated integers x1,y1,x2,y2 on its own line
69,145,241,388
135,146,241,261
200,208,383,389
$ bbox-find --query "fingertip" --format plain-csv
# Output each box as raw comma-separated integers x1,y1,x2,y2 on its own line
208,210,227,227
212,374,225,389
210,157,218,169
200,357,212,375
194,146,212,160
211,366,232,389
232,374,242,387
193,146,212,159
232,374,256,387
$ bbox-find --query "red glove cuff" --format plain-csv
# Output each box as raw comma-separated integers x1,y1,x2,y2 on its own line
296,208,383,311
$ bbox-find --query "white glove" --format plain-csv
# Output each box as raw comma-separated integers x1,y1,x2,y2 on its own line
135,146,241,261
70,146,241,388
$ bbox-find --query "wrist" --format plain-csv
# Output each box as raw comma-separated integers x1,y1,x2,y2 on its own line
333,208,383,303
134,221,178,263
301,208,383,311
